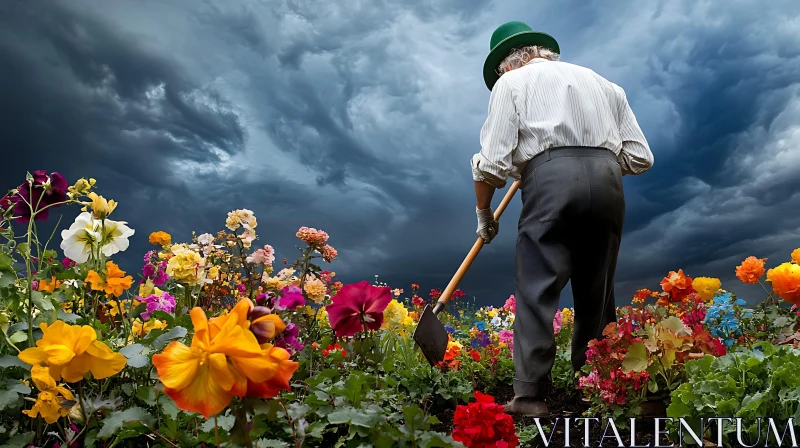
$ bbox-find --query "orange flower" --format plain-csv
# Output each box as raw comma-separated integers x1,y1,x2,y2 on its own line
791,248,800,265
149,231,172,247
660,269,693,301
85,261,134,297
632,289,651,304
152,299,298,418
735,256,766,284
766,262,800,306
38,277,62,293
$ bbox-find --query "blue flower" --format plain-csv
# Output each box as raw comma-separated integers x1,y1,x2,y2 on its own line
476,321,487,331
445,325,455,334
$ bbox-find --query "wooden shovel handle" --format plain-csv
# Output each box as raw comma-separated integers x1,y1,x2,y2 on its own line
433,179,521,314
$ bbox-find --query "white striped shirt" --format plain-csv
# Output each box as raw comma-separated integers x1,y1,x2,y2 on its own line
471,58,654,188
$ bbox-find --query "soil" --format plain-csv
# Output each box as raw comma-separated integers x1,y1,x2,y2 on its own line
432,384,661,448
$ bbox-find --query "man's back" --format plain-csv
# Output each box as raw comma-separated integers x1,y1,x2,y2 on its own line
474,58,653,188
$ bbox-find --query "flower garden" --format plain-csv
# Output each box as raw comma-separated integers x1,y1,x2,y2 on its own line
1,171,799,447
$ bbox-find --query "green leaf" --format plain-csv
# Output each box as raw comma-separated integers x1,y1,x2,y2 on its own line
97,407,156,439
126,355,149,368
0,355,29,369
153,326,187,350
130,302,148,320
255,440,291,448
0,253,14,270
8,331,27,344
0,431,34,448
150,310,175,326
15,243,30,258
119,343,144,358
57,310,81,324
622,342,649,373
0,270,15,288
136,386,156,406
31,291,54,312
201,414,236,432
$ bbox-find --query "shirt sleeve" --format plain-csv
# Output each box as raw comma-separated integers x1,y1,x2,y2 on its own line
471,76,519,188
614,86,654,175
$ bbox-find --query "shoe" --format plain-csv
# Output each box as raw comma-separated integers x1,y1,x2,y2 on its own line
502,397,549,417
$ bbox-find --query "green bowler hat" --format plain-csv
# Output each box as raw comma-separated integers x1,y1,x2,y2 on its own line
483,21,560,91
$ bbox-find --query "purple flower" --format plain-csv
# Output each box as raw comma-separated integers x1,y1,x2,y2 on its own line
276,285,305,311
142,263,156,278
139,292,176,320
6,171,68,224
143,250,156,263
152,268,168,287
275,323,304,354
61,258,75,269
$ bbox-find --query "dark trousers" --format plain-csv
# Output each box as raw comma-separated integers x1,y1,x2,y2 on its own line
513,146,625,399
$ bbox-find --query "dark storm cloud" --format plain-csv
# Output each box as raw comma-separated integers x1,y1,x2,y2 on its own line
2,0,799,307
0,1,246,272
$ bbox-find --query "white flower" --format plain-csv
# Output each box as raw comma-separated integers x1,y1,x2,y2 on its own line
98,218,135,257
491,316,502,327
59,212,135,264
196,233,215,246
60,212,100,263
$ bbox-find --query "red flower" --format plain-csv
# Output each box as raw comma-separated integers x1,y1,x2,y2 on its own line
430,288,442,300
412,296,425,308
468,350,481,362
326,281,392,337
452,392,519,448
453,289,466,299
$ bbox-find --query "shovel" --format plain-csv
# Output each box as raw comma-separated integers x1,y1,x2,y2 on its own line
413,179,521,366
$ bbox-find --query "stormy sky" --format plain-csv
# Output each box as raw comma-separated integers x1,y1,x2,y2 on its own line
2,0,799,307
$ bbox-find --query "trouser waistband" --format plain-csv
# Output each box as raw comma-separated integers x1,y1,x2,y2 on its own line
526,146,615,173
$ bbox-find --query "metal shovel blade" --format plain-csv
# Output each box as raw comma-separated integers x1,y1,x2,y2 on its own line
413,304,449,366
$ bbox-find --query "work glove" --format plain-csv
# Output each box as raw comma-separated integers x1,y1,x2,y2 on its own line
476,207,499,244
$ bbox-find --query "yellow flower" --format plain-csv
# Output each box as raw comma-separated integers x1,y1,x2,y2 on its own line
22,365,76,424
382,299,411,331
18,321,127,383
303,278,327,304
149,231,172,247
85,261,134,298
130,318,168,341
317,307,329,328
151,299,297,419
561,308,574,326
67,178,95,198
792,248,800,265
138,279,155,298
692,277,722,302
60,299,84,314
84,192,117,219
208,266,220,280
303,306,315,318
487,309,499,318
166,244,204,285
107,299,139,317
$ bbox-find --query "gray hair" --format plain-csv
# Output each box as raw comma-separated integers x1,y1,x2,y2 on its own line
497,45,560,76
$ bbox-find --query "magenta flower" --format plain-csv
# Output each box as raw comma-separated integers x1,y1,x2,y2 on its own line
61,258,76,269
277,285,305,311
139,292,176,320
553,309,563,334
326,280,392,337
4,171,68,224
275,323,304,354
499,329,514,353
503,295,516,313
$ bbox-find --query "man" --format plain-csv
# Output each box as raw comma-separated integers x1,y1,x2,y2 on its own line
471,21,654,417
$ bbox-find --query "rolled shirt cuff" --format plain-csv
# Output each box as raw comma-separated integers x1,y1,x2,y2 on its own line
471,154,507,188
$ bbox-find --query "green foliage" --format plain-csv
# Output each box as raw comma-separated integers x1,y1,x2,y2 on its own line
668,342,800,445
